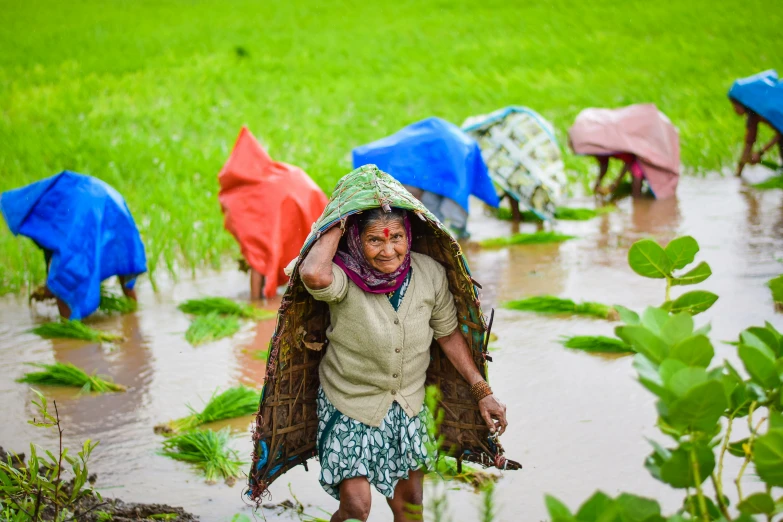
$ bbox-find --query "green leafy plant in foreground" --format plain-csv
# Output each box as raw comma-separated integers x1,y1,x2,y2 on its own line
160,386,261,433
504,296,617,320
178,297,275,320
159,427,245,484
17,362,126,393
30,320,123,343
184,312,241,346
0,390,100,520
478,231,575,248
546,244,783,521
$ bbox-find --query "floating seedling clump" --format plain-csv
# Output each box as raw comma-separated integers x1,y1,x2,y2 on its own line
184,312,240,346
767,275,783,310
30,320,123,343
479,231,575,248
178,297,275,320
17,362,126,393
159,427,245,484
159,386,262,433
560,335,633,354
98,287,137,314
495,206,615,222
504,296,617,320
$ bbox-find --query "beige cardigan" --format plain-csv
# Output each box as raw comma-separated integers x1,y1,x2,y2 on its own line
304,252,458,426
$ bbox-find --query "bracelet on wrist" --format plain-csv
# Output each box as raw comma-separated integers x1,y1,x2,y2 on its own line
470,380,492,403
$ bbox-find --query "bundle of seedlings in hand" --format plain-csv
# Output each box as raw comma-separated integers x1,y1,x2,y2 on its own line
559,335,634,354
185,312,241,346
159,427,245,484
503,296,617,320
17,362,126,392
161,386,262,433
30,320,123,343
432,456,498,491
178,297,274,320
479,231,575,248
98,287,137,314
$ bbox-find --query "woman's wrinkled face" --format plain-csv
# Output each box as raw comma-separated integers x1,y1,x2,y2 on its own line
361,219,408,274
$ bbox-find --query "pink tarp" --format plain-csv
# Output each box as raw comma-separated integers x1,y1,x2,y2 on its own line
568,104,680,199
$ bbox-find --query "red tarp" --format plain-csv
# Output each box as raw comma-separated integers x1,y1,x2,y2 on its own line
218,127,328,298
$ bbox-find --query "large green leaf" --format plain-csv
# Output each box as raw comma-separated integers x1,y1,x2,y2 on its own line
738,343,780,389
743,327,781,357
614,305,640,325
576,491,614,522
641,307,670,336
737,492,775,514
753,429,783,486
669,335,714,368
546,495,578,522
660,313,694,345
670,262,712,287
628,239,671,279
633,355,672,401
670,291,719,316
665,367,709,398
764,321,783,354
664,236,699,270
682,495,721,520
616,326,669,364
666,380,727,432
614,493,664,522
727,437,751,458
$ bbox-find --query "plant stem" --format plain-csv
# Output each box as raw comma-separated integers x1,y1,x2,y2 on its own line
711,473,731,519
54,400,64,522
665,277,672,303
716,414,734,512
735,403,766,503
690,447,710,522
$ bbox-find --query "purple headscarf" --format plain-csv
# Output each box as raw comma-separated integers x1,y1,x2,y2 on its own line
333,211,412,294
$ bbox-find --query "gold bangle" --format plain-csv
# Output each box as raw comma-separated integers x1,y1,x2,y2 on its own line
470,380,492,403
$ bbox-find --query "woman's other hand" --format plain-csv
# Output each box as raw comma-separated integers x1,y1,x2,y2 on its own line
478,394,508,436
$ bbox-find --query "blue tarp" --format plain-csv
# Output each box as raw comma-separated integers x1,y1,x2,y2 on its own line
729,70,783,133
0,171,147,319
352,117,500,211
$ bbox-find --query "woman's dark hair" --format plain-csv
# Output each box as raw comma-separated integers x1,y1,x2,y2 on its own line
357,207,406,234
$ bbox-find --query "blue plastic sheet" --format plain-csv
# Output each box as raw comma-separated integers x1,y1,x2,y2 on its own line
352,117,500,211
0,171,147,319
729,70,783,133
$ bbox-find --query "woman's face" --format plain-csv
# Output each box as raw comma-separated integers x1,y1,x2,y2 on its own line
361,219,408,274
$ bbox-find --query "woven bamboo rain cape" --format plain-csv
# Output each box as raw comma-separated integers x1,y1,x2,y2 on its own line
246,165,519,502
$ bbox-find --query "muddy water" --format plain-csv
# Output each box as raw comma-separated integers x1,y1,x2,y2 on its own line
2,172,782,521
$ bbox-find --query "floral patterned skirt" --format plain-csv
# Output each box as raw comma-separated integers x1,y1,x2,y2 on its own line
316,387,434,500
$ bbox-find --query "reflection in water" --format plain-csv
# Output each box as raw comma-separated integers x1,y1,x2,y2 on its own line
1,177,783,520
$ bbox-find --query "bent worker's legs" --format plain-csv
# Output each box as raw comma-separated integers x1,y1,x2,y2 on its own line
332,477,372,522
118,276,137,301
631,174,644,198
386,469,424,522
250,269,265,301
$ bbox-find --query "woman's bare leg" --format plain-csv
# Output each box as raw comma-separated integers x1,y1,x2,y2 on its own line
250,269,265,301
386,470,425,522
332,477,372,522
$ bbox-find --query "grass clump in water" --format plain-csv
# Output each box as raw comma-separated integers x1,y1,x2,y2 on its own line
753,175,783,190
178,297,275,320
161,386,261,433
98,287,138,314
479,231,574,248
185,312,240,346
31,320,123,343
495,206,615,222
560,335,633,354
17,362,126,392
159,427,245,484
503,296,617,320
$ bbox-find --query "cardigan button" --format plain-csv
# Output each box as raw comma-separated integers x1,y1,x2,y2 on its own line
393,373,398,378
394,319,399,325
391,390,397,395
395,348,401,353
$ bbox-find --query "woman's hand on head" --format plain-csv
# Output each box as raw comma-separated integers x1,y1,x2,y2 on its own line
299,226,343,289
478,395,508,436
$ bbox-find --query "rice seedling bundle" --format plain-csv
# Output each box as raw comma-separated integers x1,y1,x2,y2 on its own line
166,386,262,432
503,296,616,319
479,231,575,248
560,335,633,354
98,288,138,314
159,427,245,483
768,275,783,308
17,362,126,392
185,312,241,346
178,297,275,320
495,206,614,222
30,320,123,343
432,457,498,490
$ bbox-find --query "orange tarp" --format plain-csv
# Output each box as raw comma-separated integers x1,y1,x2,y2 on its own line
218,127,328,298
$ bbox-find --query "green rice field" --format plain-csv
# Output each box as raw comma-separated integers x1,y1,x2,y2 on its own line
1,0,781,293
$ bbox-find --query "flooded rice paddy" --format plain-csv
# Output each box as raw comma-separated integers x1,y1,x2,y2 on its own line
2,172,782,521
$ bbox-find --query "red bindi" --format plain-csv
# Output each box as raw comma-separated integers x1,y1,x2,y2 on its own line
383,228,389,238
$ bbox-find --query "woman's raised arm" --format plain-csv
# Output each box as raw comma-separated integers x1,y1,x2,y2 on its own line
299,226,342,290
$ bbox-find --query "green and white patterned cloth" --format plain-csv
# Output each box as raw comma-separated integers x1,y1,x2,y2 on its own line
316,386,434,499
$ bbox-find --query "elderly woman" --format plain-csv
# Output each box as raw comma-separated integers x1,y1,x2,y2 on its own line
299,207,508,522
